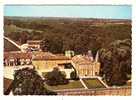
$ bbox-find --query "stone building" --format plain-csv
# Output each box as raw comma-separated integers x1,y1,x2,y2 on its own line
72,52,100,77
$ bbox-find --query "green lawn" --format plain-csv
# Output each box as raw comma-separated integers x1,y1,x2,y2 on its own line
45,80,84,90
44,78,107,91
82,78,106,89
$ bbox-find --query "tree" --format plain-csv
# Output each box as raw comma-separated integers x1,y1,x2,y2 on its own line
44,67,69,86
12,67,57,95
70,71,79,80
40,36,63,53
40,39,48,52
19,31,29,44
99,39,131,86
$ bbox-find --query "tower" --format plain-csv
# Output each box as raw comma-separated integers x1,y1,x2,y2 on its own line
95,51,99,62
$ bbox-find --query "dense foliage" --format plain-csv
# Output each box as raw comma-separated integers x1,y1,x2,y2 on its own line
99,39,131,86
4,17,131,55
44,67,69,86
70,71,79,80
12,68,57,95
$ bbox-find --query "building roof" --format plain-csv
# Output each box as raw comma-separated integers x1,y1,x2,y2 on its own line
32,52,71,60
72,55,93,65
4,52,32,59
27,40,41,45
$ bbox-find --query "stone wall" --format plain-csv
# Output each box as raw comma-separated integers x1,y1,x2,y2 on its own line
55,86,131,96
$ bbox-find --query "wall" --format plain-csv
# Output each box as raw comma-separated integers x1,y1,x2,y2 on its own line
74,62,100,76
55,86,131,96
32,60,71,70
32,60,73,78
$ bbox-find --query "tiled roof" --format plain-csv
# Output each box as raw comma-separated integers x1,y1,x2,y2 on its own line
32,52,71,60
4,51,71,60
4,52,32,59
72,55,92,64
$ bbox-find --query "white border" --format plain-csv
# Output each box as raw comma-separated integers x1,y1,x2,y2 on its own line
3,0,132,5
0,0,136,99
132,0,136,96
0,2,3,96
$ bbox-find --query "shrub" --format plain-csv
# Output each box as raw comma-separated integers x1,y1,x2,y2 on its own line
70,71,79,80
44,67,69,86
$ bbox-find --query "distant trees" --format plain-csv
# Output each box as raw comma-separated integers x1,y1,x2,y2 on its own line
4,31,29,44
12,68,57,95
40,36,63,53
44,67,69,86
40,39,48,52
19,31,29,44
4,17,131,54
99,39,131,86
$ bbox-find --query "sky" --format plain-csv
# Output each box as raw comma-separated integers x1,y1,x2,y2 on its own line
4,5,131,19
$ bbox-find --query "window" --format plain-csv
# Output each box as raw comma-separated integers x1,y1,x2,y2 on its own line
95,72,98,75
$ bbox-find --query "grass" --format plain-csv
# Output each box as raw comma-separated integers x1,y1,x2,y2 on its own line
82,78,106,89
45,80,84,90
44,78,107,91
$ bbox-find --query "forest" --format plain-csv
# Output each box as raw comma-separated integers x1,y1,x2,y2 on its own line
4,16,131,55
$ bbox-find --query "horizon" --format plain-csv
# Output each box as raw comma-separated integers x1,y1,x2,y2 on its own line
4,5,131,19
4,16,131,20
